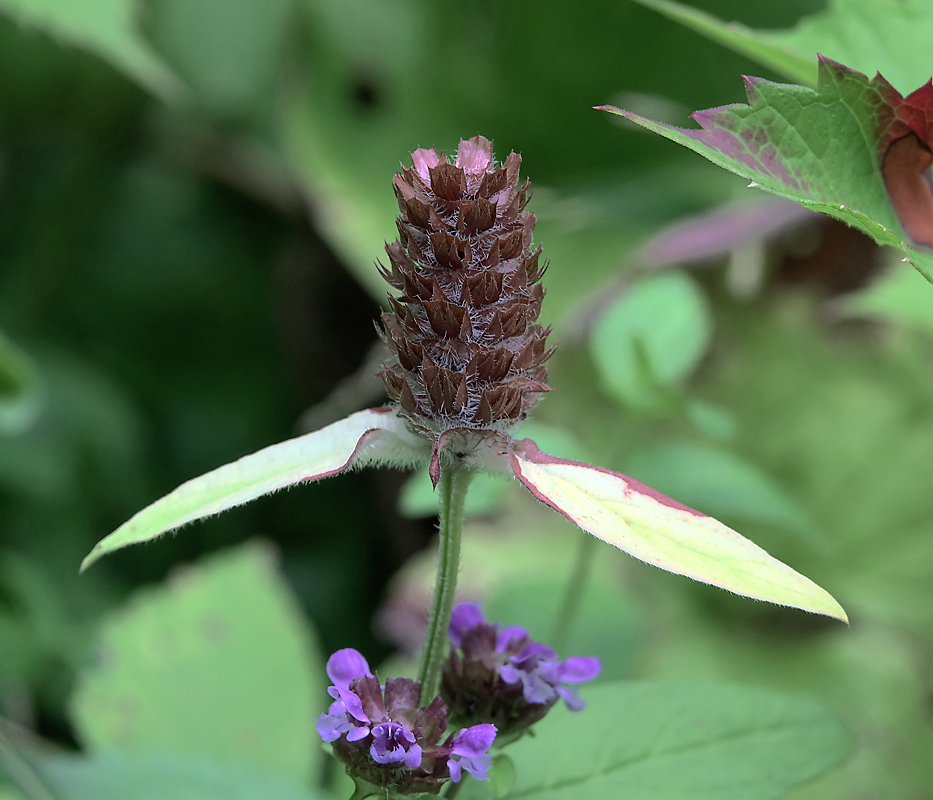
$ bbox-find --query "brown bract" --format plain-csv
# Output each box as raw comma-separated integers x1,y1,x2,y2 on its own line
378,136,553,454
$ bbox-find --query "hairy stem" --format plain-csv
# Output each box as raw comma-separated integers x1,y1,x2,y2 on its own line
417,463,473,705
552,530,596,653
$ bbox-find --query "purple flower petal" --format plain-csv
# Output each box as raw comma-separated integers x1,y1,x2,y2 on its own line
495,625,529,653
558,656,601,683
452,724,497,757
498,663,521,686
460,753,492,781
370,722,421,767
346,723,371,742
519,669,559,705
516,642,557,662
558,685,586,712
449,724,496,783
449,603,486,647
333,686,369,723
315,700,352,742
326,648,372,688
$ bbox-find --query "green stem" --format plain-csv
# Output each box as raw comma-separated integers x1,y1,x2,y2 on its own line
417,462,473,705
551,530,596,653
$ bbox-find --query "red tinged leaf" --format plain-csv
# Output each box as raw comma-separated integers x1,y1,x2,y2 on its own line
508,439,848,622
600,56,933,282
81,409,430,570
882,134,933,247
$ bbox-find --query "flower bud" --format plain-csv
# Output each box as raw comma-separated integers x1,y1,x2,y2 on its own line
379,136,552,437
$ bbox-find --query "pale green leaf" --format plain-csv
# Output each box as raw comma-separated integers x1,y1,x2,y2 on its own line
71,543,324,784
0,0,183,101
508,440,847,622
499,680,852,800
81,407,428,570
42,752,325,800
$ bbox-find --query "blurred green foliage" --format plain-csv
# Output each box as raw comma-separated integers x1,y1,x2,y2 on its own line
1,0,932,798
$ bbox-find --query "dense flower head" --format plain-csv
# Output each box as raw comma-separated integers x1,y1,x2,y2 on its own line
316,648,496,794
379,135,552,436
441,603,601,740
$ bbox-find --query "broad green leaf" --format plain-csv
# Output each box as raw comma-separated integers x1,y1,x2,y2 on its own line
590,270,711,407
497,680,851,800
632,0,933,93
71,543,323,784
81,407,428,570
0,0,183,101
508,440,847,622
0,332,43,436
41,752,325,800
601,57,933,282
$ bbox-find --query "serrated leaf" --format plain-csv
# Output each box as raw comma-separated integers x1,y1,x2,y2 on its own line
600,57,933,282
81,407,428,570
0,0,183,101
71,543,323,784
499,680,852,800
41,752,325,800
508,439,847,622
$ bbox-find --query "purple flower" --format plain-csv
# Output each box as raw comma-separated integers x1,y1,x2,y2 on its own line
449,603,486,649
500,643,601,711
315,647,497,794
315,649,374,743
441,603,601,739
370,722,422,768
448,724,497,783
